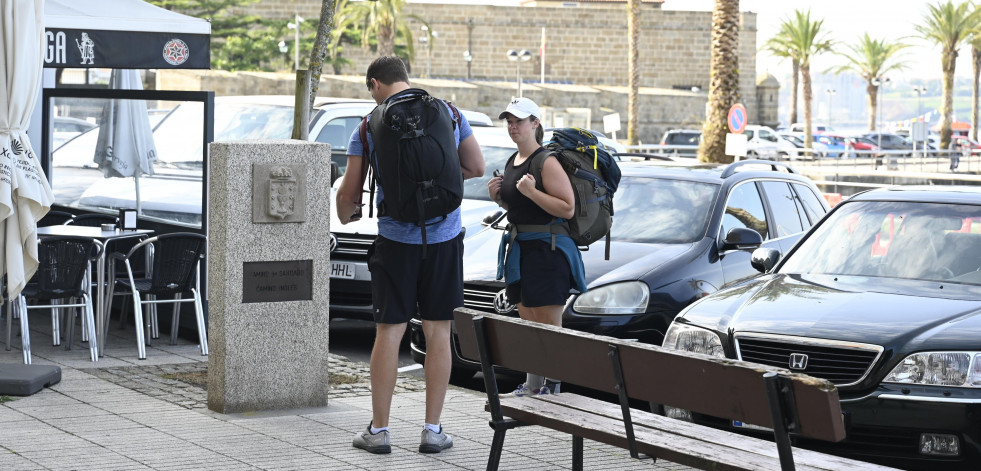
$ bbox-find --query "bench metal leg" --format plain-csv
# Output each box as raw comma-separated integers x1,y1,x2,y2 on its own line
572,435,583,471
764,372,798,471
487,427,507,471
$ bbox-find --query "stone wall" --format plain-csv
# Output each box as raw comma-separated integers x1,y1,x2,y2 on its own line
229,2,758,116
170,2,765,142
157,70,706,144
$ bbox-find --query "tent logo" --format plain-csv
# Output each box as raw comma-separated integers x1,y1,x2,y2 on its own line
163,39,189,66
76,32,95,65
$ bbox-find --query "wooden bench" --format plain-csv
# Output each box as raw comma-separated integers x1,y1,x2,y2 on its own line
454,308,901,471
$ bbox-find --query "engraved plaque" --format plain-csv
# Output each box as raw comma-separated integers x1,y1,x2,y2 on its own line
242,260,313,303
253,163,308,223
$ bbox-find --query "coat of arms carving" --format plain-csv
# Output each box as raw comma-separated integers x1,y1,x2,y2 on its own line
268,166,297,219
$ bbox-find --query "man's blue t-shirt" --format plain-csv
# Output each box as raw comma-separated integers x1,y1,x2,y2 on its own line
347,95,473,245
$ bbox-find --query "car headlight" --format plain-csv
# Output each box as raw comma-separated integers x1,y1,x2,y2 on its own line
662,322,725,358
884,352,981,387
572,281,649,315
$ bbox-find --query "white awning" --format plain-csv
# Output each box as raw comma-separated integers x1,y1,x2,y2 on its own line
42,0,211,69
45,0,210,35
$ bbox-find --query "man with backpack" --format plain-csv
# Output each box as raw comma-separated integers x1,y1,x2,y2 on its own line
335,55,485,455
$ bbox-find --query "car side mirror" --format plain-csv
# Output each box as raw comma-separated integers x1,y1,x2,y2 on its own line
751,248,781,273
720,227,763,252
330,162,341,185
482,209,505,227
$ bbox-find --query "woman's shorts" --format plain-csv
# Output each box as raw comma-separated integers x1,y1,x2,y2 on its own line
506,239,573,308
367,232,464,324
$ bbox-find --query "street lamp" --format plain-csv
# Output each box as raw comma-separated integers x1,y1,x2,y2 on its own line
420,25,437,78
287,13,304,71
465,17,475,81
463,50,473,80
506,49,532,97
871,76,891,150
825,88,836,129
913,86,927,121
278,40,288,71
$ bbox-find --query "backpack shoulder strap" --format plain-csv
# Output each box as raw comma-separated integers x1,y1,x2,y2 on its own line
528,147,556,193
357,116,376,217
442,100,462,130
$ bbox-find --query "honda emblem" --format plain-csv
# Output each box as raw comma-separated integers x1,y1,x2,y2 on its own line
789,353,809,370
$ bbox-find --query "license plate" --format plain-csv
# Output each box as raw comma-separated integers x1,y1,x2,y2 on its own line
330,261,356,279
732,420,772,432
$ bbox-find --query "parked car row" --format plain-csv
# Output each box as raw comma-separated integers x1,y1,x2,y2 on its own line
665,186,981,470
409,159,831,377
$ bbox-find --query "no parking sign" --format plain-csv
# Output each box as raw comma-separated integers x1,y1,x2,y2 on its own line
727,103,747,134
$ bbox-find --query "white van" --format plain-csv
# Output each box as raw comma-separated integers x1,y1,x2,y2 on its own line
789,123,833,134
744,125,798,160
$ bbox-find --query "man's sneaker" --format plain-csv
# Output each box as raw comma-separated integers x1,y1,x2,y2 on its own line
419,427,453,453
353,425,391,454
534,386,552,396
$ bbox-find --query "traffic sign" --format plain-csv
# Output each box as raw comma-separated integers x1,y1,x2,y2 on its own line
727,103,747,134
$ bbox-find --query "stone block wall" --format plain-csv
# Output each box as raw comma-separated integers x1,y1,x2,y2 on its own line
228,2,758,115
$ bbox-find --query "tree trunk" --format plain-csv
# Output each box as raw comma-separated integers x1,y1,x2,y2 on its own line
867,81,878,131
972,46,980,142
377,23,395,57
801,64,813,151
790,58,799,126
698,0,740,164
941,49,957,149
307,0,337,115
627,0,640,146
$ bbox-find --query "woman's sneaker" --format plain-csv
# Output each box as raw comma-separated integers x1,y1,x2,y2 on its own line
511,383,533,397
419,427,453,453
352,425,391,454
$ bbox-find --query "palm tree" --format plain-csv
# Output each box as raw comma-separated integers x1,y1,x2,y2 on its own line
342,0,416,58
916,0,981,149
627,0,640,146
698,0,740,163
761,30,800,126
831,34,909,131
762,10,832,153
969,31,981,141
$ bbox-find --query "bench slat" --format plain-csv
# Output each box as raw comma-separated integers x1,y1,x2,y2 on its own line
498,394,849,471
456,309,844,441
533,394,899,471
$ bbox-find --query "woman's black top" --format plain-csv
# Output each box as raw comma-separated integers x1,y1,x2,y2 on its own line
501,147,553,225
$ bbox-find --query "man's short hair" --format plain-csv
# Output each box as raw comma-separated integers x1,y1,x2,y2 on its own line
366,55,409,89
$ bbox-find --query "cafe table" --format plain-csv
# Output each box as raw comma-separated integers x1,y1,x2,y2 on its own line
37,225,154,357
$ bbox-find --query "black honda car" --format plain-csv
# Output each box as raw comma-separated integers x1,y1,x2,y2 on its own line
409,159,830,380
663,186,981,470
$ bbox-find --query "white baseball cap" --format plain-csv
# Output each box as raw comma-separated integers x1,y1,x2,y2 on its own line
499,97,542,122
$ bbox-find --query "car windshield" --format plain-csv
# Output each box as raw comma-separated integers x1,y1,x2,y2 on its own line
463,145,514,201
611,177,718,243
780,200,981,285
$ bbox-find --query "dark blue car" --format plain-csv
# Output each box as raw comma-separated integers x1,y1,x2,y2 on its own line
409,159,830,380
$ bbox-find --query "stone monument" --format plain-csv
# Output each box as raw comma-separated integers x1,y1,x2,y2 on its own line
207,140,332,413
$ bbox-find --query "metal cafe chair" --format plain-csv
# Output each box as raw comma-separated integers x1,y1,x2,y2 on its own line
37,210,75,227
11,236,103,364
107,232,208,360
68,213,119,227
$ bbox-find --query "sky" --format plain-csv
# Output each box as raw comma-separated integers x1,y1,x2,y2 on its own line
663,0,970,81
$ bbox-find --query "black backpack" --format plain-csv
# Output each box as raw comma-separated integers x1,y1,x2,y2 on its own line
511,128,621,259
359,89,463,250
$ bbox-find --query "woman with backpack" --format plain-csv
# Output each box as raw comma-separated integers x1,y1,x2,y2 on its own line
487,97,586,396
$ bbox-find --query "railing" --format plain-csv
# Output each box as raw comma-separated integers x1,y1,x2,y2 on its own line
623,145,981,175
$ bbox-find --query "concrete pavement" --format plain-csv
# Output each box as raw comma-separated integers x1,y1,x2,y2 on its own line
0,312,693,470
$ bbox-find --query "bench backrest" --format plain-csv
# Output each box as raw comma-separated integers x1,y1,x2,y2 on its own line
454,308,846,442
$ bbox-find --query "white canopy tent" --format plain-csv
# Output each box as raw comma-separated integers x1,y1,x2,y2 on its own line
43,0,211,70
28,0,211,165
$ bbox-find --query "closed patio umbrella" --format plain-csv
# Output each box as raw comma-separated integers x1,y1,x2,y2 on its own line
1,0,56,298
93,69,158,215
